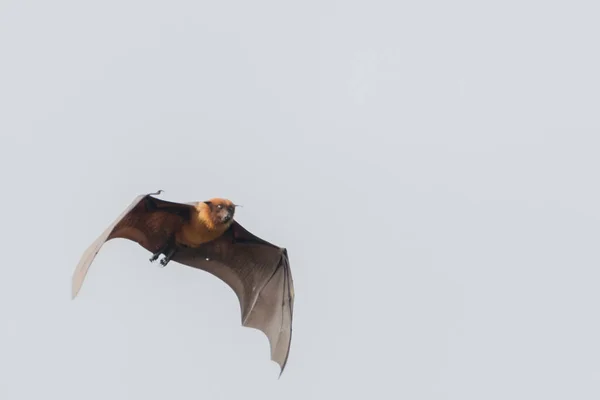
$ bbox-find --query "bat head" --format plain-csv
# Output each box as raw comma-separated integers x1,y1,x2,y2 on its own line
201,198,237,228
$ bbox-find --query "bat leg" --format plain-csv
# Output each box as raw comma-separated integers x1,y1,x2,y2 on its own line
159,246,177,267
150,235,177,266
149,241,170,263
149,250,162,263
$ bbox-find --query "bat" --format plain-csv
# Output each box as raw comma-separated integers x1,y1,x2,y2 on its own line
71,190,295,376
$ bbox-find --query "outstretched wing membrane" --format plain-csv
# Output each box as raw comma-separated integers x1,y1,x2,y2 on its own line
172,221,294,374
71,192,191,298
71,195,295,375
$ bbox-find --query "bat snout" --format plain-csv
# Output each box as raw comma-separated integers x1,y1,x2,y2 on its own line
221,210,234,223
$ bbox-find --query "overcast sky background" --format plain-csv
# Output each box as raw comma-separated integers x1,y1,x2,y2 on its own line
2,1,600,399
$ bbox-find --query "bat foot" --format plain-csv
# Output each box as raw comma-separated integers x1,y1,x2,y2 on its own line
159,257,171,267
150,240,173,264
149,239,176,267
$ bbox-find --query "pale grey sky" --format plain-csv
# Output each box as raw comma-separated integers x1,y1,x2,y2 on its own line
2,1,600,399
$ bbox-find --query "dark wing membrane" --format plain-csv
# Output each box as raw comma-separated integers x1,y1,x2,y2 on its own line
71,193,193,299
171,221,295,375
243,248,294,375
108,196,192,252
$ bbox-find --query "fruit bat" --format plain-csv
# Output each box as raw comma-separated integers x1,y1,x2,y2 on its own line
71,190,294,375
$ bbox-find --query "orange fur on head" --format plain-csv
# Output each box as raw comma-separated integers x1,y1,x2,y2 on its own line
176,198,236,247
197,198,236,229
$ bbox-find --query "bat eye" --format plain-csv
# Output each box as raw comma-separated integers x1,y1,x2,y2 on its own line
217,204,223,209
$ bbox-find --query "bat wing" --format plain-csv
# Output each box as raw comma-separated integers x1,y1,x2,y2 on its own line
171,221,295,375
71,192,193,299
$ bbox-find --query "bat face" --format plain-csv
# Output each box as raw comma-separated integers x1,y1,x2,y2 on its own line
203,198,236,226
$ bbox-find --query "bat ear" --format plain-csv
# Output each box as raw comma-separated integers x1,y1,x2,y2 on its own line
203,201,213,207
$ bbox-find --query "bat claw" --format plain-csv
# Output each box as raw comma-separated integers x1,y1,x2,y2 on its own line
159,257,170,267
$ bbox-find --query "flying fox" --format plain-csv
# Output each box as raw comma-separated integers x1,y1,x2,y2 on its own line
71,190,294,376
